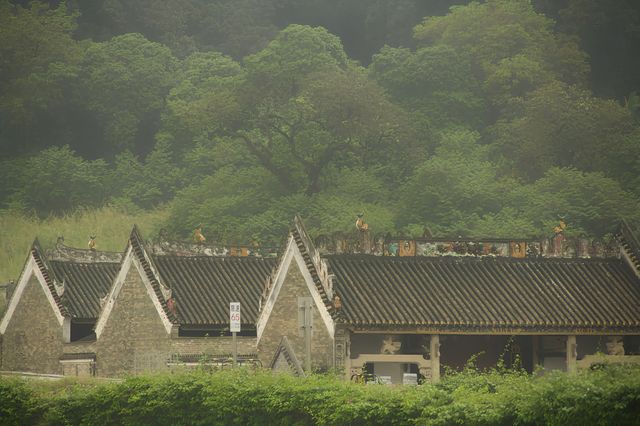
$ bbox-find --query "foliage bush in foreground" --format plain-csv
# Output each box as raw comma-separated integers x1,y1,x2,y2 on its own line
1,366,640,425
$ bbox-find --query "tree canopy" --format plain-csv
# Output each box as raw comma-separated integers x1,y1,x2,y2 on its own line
2,0,640,241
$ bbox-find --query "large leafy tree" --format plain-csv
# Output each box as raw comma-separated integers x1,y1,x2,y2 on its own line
534,0,640,100
490,81,640,182
213,25,415,195
370,44,486,131
163,25,419,195
76,0,279,58
79,33,178,155
398,129,516,235
161,51,244,155
0,1,82,156
503,167,640,237
414,0,589,113
6,146,109,216
165,25,416,239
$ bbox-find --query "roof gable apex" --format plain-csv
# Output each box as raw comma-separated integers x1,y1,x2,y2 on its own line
1,243,66,333
257,234,335,342
128,225,176,321
94,227,175,338
257,236,296,341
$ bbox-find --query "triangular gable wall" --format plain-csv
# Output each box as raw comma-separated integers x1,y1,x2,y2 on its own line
1,241,66,334
269,336,305,376
257,228,335,343
94,227,175,339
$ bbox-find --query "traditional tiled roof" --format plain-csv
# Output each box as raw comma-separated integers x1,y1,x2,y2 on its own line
49,260,119,319
152,255,277,326
327,255,640,332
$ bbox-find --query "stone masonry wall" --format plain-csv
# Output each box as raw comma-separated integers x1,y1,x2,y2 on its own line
171,336,255,357
0,285,7,316
95,266,172,377
63,340,97,355
257,258,334,371
95,265,258,376
1,275,64,374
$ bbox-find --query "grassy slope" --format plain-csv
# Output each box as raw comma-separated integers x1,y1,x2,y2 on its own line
0,206,169,283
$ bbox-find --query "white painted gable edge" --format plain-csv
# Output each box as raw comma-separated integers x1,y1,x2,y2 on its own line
0,254,65,334
256,235,335,343
256,237,295,341
94,244,173,339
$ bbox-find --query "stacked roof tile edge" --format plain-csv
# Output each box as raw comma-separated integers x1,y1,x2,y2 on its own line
292,215,339,319
31,239,69,318
620,219,640,273
129,225,178,324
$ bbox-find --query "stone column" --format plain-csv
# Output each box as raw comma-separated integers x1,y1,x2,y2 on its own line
532,336,540,369
566,335,577,373
430,334,440,383
62,317,71,343
334,327,348,376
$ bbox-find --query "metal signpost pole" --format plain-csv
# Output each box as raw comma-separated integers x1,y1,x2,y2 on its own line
233,332,237,367
230,302,241,368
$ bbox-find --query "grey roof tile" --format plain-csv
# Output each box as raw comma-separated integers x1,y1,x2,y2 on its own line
49,261,118,319
152,255,276,325
327,255,640,331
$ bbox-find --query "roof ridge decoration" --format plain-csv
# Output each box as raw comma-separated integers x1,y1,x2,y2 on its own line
1,239,67,334
148,239,280,258
314,233,620,259
47,238,123,263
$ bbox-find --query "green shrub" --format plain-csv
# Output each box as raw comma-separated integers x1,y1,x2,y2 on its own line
1,367,640,425
0,379,42,425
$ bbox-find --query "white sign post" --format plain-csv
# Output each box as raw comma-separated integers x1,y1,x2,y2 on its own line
230,302,241,367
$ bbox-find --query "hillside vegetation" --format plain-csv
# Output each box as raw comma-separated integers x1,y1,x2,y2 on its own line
2,0,640,252
0,207,168,283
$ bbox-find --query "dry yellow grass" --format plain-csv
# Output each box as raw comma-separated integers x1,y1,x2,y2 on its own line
0,206,169,283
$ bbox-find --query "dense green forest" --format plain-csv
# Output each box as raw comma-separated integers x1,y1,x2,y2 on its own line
2,0,640,245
